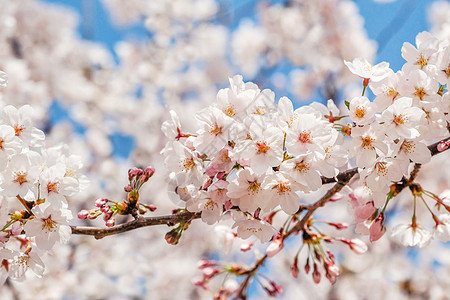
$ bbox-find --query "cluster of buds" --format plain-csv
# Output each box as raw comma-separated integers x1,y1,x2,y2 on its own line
78,166,156,226
289,217,367,284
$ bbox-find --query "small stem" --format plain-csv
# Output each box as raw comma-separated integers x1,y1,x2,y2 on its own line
16,195,32,214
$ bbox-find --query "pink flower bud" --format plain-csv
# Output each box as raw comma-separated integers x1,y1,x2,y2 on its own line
370,213,386,242
103,211,113,221
105,220,115,227
305,258,310,274
192,277,208,290
197,260,216,269
128,167,143,181
95,198,108,207
291,257,299,278
124,185,132,192
203,267,220,279
312,263,321,284
100,205,111,214
147,204,157,212
78,210,89,219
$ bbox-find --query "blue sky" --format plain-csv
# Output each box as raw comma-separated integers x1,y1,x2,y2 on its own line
42,0,441,71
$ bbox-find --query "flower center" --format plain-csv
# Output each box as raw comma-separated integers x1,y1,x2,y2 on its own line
294,161,309,173
47,181,60,193
400,141,415,153
255,141,270,154
361,136,374,148
375,161,388,176
384,87,398,98
275,181,291,195
255,106,266,115
355,106,366,118
209,123,222,136
247,180,261,194
14,124,25,136
181,158,195,172
298,130,312,143
13,171,28,185
204,200,215,210
414,87,426,100
223,104,236,117
42,216,57,233
416,54,428,69
393,114,407,125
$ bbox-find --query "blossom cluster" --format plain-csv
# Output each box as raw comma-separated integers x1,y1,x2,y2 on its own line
162,74,349,242
0,71,86,283
162,30,450,285
346,31,450,246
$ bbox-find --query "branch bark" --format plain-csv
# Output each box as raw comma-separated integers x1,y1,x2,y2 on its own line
71,211,201,239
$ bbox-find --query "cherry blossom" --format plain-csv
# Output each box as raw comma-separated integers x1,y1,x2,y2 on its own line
344,57,390,82
23,203,72,250
391,223,432,248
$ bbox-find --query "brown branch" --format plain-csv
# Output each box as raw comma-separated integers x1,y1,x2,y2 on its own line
71,211,201,239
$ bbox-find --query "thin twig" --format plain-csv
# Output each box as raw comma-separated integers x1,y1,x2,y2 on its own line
71,211,201,239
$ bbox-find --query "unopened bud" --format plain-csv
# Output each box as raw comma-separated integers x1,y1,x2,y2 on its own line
203,267,221,279
103,211,113,221
87,209,102,219
197,259,216,269
77,210,89,219
305,258,310,274
95,198,108,207
128,167,143,181
105,218,115,227
291,256,299,278
144,166,155,180
312,263,321,284
100,205,111,214
165,227,183,245
124,185,132,192
369,213,386,242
